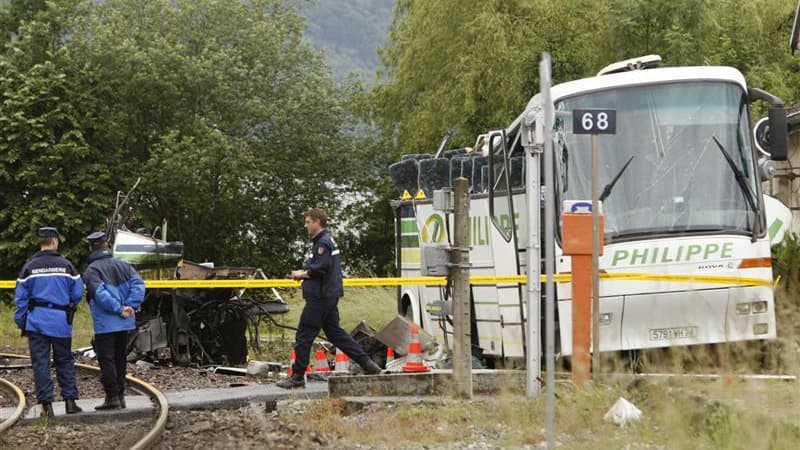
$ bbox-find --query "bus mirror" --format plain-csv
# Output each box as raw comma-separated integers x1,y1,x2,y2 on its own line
768,106,788,161
753,109,788,162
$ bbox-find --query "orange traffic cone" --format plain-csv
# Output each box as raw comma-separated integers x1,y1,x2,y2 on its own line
288,347,311,376
403,324,429,373
386,347,395,365
334,348,350,373
288,348,296,377
314,348,331,373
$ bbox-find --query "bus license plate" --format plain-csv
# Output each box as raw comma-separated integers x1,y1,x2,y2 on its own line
649,326,698,341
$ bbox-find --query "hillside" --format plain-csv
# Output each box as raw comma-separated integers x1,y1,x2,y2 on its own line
297,0,395,82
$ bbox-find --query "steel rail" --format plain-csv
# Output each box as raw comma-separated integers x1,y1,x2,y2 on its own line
0,377,26,434
0,353,168,449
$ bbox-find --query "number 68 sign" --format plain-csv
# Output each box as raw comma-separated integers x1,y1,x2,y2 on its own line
572,108,616,134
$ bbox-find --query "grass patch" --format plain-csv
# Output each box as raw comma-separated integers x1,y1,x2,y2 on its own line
0,301,93,351
289,379,800,449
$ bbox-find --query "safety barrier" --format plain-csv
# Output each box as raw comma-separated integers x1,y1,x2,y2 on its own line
0,272,772,289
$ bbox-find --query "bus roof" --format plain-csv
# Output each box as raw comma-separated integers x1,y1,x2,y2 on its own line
551,65,747,101
506,66,748,141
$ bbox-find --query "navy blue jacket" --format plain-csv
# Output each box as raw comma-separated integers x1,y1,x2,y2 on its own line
83,248,146,334
302,229,344,300
14,250,84,338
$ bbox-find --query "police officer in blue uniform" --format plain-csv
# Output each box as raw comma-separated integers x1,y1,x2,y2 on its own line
14,227,84,417
277,208,381,389
83,231,146,410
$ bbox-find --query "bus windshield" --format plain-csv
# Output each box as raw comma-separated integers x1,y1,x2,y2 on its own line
554,81,759,241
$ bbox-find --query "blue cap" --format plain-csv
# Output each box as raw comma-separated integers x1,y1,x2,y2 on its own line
37,227,59,238
87,231,107,244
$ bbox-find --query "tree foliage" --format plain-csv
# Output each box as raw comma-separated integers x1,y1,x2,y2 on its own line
0,0,362,278
374,0,799,156
0,1,115,274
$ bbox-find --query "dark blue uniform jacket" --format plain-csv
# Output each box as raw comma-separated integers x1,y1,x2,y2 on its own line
84,249,146,334
14,250,83,338
302,230,344,300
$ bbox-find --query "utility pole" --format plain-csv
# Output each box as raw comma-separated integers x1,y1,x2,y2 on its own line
452,177,472,399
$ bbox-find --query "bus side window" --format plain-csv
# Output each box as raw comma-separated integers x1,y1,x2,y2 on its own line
472,155,488,193
418,158,450,198
389,157,419,197
510,156,525,190
450,156,473,191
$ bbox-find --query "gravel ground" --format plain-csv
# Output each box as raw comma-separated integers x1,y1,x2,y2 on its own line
0,367,107,406
1,353,268,408
122,361,261,392
0,387,17,408
154,406,338,450
0,418,153,449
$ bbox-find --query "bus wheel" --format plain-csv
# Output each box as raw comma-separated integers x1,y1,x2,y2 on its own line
401,295,413,321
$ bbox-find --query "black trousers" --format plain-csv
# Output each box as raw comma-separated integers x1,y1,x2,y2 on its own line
28,332,78,402
94,331,129,397
292,296,370,375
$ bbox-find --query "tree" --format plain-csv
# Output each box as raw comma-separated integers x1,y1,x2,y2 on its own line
0,0,363,279
0,1,116,277
373,0,612,157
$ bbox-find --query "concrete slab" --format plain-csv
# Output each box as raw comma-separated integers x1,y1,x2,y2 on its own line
328,369,527,397
1,381,328,424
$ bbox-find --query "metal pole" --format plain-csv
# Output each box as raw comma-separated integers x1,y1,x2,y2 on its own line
542,52,556,450
452,177,472,399
526,106,542,398
591,134,600,378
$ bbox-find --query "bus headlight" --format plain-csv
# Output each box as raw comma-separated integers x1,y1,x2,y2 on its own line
735,303,751,315
753,323,769,335
751,301,768,314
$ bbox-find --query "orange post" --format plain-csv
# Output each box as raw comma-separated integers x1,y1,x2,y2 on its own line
561,212,603,387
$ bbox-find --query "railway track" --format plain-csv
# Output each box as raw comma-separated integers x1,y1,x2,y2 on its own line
0,352,168,450
0,376,25,434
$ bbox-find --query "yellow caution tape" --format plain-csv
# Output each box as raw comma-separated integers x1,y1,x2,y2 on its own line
0,272,772,289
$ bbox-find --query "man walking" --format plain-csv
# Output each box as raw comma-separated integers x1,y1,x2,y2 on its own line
83,231,146,410
277,208,380,389
14,227,84,417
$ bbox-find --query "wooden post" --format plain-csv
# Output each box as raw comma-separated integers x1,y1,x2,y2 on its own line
452,177,472,398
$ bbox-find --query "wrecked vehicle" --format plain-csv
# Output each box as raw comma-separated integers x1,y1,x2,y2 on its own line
104,180,289,366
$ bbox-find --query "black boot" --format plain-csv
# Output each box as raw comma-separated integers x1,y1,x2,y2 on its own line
119,394,126,409
65,399,83,414
95,395,121,410
360,359,382,375
40,402,54,418
276,374,305,389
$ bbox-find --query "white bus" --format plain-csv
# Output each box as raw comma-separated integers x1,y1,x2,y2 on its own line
389,57,792,366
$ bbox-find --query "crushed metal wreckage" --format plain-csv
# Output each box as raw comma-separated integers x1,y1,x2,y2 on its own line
101,179,290,366
123,259,289,366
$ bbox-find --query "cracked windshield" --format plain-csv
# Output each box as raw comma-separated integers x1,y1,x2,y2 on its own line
555,82,760,241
